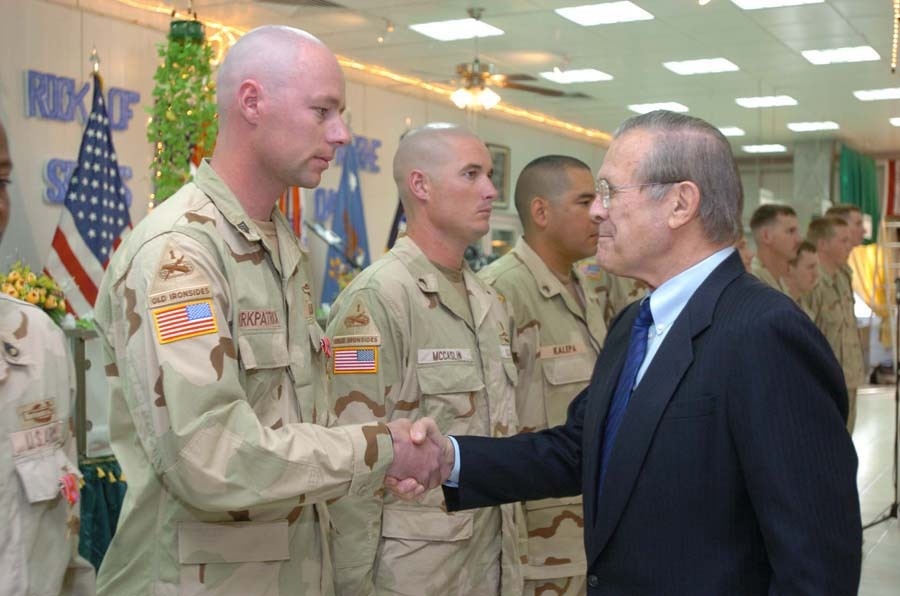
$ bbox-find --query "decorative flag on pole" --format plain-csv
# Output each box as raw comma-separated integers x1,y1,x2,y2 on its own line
321,140,370,305
44,73,131,317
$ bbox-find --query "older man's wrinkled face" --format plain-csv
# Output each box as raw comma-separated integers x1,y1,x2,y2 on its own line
0,123,11,241
589,129,671,283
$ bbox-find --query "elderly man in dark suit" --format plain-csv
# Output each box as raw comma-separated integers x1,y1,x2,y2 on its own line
389,110,862,595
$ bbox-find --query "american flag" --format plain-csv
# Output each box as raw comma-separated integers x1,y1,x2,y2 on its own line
333,347,378,374
44,73,131,317
152,300,218,344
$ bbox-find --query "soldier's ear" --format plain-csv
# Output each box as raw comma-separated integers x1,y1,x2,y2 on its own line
530,196,550,229
236,79,263,124
408,169,430,203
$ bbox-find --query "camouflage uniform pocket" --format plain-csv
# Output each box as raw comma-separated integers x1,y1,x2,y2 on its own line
236,331,290,410
381,507,474,542
416,363,487,434
177,521,290,595
541,353,593,427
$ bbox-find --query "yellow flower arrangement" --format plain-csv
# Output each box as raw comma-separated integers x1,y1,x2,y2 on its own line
1,261,67,324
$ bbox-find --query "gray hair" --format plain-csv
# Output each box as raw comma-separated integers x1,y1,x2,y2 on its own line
615,110,743,244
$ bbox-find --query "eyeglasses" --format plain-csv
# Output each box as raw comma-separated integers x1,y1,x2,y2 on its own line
595,177,677,209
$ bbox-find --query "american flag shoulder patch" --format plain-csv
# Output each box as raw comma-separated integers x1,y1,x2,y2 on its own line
151,298,218,345
333,346,378,374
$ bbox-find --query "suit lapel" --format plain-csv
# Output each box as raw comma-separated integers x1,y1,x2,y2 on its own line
585,252,745,564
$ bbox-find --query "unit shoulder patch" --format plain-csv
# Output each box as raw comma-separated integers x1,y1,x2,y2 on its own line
333,295,382,338
148,240,212,308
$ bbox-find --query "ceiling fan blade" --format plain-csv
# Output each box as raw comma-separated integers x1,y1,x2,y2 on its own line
498,81,567,97
492,73,538,83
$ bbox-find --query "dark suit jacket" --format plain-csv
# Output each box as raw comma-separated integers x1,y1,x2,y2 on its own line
445,252,861,595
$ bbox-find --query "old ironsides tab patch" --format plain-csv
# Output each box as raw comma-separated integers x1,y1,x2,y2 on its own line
149,284,212,308
152,299,218,344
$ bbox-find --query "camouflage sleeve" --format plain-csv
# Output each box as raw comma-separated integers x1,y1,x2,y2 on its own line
95,232,393,512
494,282,540,433
324,286,405,596
802,284,822,326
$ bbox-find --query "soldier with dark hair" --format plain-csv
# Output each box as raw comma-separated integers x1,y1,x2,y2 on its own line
749,203,800,293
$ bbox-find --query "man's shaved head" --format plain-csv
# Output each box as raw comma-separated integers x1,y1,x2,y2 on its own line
392,123,483,210
216,26,332,124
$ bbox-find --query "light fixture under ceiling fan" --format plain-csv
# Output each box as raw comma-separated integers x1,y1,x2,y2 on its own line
450,8,591,111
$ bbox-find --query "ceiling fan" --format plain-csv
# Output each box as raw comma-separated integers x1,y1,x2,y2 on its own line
448,8,591,109
455,58,591,99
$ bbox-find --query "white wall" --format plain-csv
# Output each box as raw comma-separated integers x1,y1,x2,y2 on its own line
0,0,605,306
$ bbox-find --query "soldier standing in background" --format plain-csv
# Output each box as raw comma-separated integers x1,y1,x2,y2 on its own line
92,27,446,596
749,204,801,293
0,119,95,594
325,124,522,596
783,240,819,318
478,155,606,596
826,204,866,247
805,216,865,433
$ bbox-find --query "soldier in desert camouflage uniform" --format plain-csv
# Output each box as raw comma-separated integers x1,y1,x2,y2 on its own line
749,204,800,295
0,119,95,596
804,216,865,433
479,155,610,596
325,124,523,596
92,27,443,596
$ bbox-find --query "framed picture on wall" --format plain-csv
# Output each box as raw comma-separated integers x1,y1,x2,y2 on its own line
486,143,511,210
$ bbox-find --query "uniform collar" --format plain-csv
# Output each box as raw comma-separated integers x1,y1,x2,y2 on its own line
512,237,576,299
391,236,492,329
194,159,302,276
194,159,259,243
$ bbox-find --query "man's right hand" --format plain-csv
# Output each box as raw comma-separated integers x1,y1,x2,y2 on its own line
384,417,454,499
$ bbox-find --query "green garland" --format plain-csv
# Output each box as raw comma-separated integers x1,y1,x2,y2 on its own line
147,20,218,204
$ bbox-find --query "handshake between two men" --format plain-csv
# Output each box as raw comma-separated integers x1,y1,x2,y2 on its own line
384,418,453,499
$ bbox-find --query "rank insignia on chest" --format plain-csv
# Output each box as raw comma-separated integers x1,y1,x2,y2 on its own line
151,299,218,344
333,346,378,374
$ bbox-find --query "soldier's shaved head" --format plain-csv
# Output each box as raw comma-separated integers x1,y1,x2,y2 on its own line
210,25,350,211
392,124,483,213
515,155,592,230
216,26,334,125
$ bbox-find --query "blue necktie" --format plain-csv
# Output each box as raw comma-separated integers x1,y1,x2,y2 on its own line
598,298,654,493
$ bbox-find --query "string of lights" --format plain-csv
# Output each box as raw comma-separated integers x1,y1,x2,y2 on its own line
100,0,610,144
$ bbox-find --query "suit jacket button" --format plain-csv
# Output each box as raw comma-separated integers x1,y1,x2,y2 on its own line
587,574,600,588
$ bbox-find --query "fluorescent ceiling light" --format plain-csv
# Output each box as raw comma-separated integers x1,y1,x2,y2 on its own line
854,87,900,101
540,68,613,83
735,95,797,108
409,18,504,41
787,121,839,132
742,144,788,153
801,46,880,65
663,58,739,75
555,2,654,26
731,0,824,9
718,127,746,137
890,118,900,127
628,102,689,114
